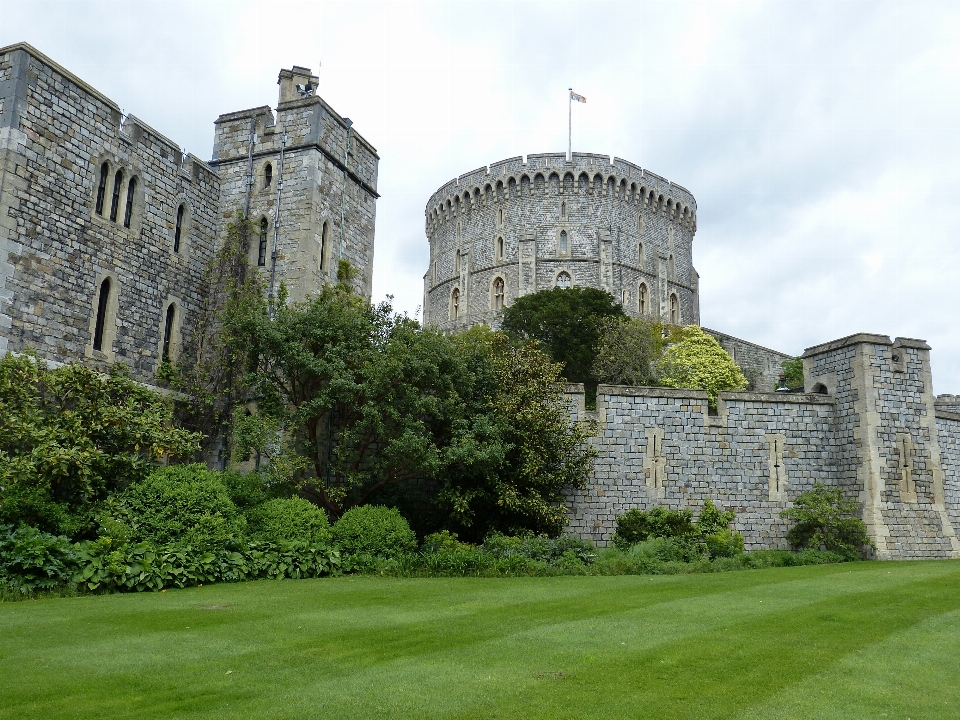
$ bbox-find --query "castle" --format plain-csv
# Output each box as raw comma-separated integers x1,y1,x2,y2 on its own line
2,42,959,559
0,43,377,386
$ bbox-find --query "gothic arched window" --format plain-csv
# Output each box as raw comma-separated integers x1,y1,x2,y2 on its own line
320,221,328,270
162,302,176,362
559,230,568,253
493,277,505,311
109,169,124,221
669,254,676,280
556,271,572,289
450,288,460,321
638,283,648,315
670,293,680,324
174,204,185,253
455,250,461,274
638,242,645,268
95,162,108,216
123,177,137,228
264,163,273,189
561,201,567,219
93,277,111,352
497,236,504,261
258,218,269,267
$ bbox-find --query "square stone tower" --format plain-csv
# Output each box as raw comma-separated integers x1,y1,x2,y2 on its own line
803,333,960,558
211,67,379,301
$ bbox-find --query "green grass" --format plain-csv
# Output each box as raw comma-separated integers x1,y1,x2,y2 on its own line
3,561,960,719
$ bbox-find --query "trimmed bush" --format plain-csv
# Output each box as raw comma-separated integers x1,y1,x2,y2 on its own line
613,507,699,549
332,506,417,561
101,464,246,551
780,483,873,559
246,498,331,546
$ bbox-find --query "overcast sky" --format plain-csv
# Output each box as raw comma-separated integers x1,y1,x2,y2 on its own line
3,0,960,393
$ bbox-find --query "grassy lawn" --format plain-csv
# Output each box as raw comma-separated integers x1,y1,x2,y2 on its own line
2,561,959,719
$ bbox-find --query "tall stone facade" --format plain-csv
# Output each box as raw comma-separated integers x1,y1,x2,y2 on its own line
0,43,377,385
422,153,700,331
211,66,378,303
567,332,960,560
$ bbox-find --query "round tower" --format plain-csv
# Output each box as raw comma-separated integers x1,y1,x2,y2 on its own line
422,152,699,331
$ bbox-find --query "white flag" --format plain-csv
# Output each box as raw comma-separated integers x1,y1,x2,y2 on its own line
570,90,586,103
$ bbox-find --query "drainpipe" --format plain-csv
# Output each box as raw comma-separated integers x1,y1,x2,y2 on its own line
267,129,287,316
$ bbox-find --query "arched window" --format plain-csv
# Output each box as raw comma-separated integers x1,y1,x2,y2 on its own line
174,204,185,253
556,272,572,289
638,242,645,268
455,250,461,274
109,169,124,221
638,283,648,315
498,208,504,226
559,230,568,253
264,163,273,189
123,177,137,228
669,254,676,279
319,221,328,270
561,201,567,219
432,259,438,284
450,288,460,321
670,293,679,324
258,218,268,267
493,277,505,311
162,303,176,362
93,278,111,352
621,289,628,306
496,236,504,261
95,162,109,216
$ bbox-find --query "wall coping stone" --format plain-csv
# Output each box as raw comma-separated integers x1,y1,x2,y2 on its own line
936,409,960,422
892,337,931,350
720,391,836,405
598,385,708,400
802,333,893,357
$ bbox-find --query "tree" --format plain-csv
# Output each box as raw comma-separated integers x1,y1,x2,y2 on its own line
781,357,804,390
229,288,596,538
780,483,873,559
167,212,265,460
500,286,625,386
592,316,665,387
657,326,747,407
0,353,202,538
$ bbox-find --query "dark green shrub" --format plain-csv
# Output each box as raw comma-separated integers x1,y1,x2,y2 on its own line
246,498,331,546
0,524,78,593
613,507,699,549
332,506,417,562
220,471,279,510
780,484,873,560
481,532,597,564
101,464,246,551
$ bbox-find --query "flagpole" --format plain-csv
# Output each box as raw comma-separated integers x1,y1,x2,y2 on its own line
567,88,572,161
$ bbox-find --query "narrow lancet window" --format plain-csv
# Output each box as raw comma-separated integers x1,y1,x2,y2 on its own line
264,163,273,189
493,278,505,311
123,177,136,228
174,204,185,253
497,236,504,261
258,218,268,267
560,230,568,253
93,278,111,352
162,303,175,362
320,221,328,270
450,288,460,321
639,283,648,315
95,162,108,216
670,293,679,324
109,170,124,221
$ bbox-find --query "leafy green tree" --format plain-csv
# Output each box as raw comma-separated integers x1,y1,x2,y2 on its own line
657,326,747,407
500,286,625,385
0,353,202,537
781,357,804,390
780,483,873,559
592,316,665,387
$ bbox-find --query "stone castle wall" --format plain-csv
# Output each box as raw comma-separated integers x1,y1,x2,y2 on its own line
0,43,220,384
211,66,379,302
422,153,699,331
704,327,794,392
566,333,960,559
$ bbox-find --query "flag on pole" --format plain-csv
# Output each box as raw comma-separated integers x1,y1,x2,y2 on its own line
570,90,586,103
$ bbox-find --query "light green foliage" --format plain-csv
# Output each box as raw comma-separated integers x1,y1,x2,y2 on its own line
332,505,417,561
782,357,804,390
0,524,77,594
500,286,626,385
613,500,744,559
246,498,331,546
657,325,748,407
781,483,874,559
101,465,246,552
0,352,202,538
592,316,665,387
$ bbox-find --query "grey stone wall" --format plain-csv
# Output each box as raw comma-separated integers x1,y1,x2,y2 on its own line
935,412,960,537
565,386,838,550
422,152,699,331
211,66,378,302
703,327,794,392
0,43,220,384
